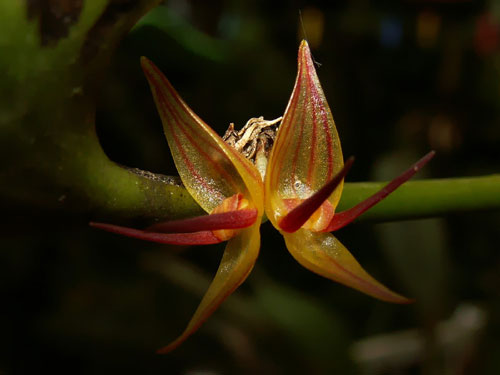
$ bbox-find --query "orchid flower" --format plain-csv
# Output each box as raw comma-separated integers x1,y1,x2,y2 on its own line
91,40,434,353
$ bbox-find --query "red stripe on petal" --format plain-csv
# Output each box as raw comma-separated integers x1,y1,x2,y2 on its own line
290,100,307,195
272,60,303,193
306,61,317,184
307,59,334,181
143,61,247,203
149,62,236,177
155,86,239,193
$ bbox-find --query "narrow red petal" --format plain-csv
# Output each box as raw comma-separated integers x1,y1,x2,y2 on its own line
279,157,355,233
145,209,257,233
90,222,222,245
325,151,436,232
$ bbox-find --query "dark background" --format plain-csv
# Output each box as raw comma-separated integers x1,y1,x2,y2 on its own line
2,0,500,374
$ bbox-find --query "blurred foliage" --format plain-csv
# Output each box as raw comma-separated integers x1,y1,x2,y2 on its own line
1,0,500,374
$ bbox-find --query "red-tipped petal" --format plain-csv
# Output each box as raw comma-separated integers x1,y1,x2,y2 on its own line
157,224,260,353
279,157,354,233
284,230,412,304
146,209,258,233
90,222,223,246
325,151,436,232
265,40,344,228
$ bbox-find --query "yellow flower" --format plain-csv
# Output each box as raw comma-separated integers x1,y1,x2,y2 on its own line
91,40,434,353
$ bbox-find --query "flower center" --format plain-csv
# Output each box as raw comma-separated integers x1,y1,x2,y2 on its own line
223,116,282,180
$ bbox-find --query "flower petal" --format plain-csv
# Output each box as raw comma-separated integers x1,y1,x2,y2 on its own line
156,223,261,353
265,40,344,226
146,209,258,233
90,222,224,245
141,57,264,214
283,229,411,303
279,157,354,233
325,151,436,232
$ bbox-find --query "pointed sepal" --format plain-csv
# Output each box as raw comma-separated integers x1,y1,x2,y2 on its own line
141,57,264,215
265,40,344,228
283,229,411,303
157,224,261,353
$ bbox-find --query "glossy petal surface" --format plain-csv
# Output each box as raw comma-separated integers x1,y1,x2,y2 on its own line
265,40,343,226
141,57,264,214
157,223,261,353
279,157,354,232
283,229,411,303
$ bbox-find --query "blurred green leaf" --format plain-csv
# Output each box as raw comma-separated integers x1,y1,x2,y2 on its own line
254,277,355,373
133,5,231,63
